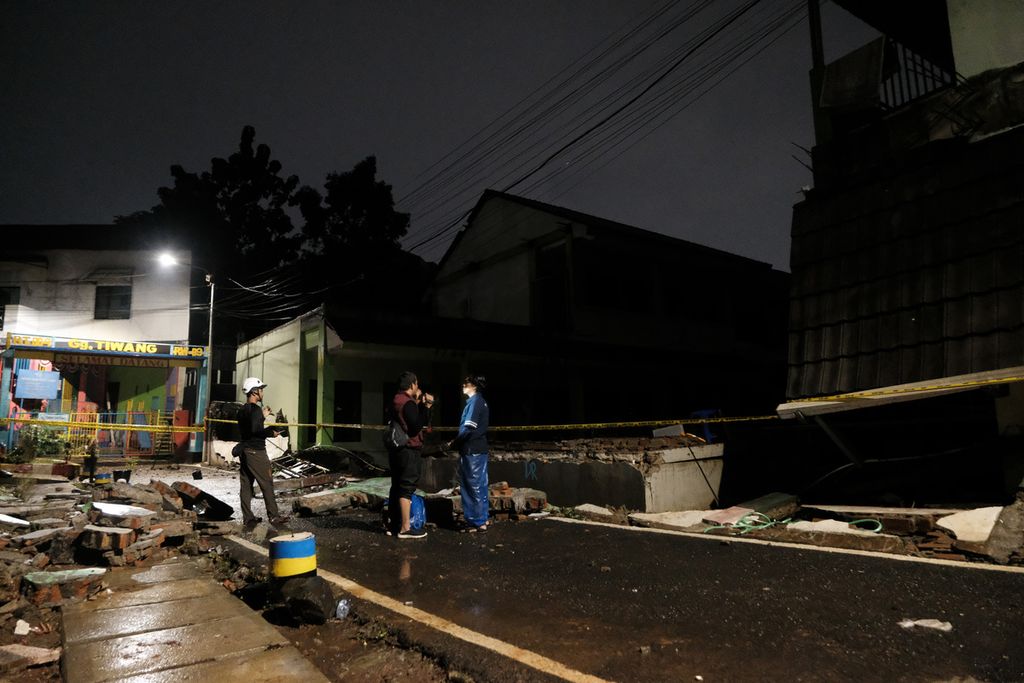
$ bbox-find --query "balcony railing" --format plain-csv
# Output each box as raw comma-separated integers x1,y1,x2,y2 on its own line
880,40,955,111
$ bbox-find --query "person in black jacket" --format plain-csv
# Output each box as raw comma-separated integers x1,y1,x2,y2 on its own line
237,377,288,528
388,370,433,539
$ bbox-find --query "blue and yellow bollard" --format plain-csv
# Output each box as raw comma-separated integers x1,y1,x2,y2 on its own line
269,532,317,579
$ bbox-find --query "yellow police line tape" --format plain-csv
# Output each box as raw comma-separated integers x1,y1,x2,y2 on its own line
206,415,780,432
797,374,1024,403
6,372,1018,436
0,416,203,433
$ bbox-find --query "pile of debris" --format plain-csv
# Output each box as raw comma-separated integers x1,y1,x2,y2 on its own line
0,473,243,677
488,435,707,464
291,477,547,526
578,489,1024,565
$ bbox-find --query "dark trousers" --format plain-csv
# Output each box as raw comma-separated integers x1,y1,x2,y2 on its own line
240,446,280,523
388,446,421,532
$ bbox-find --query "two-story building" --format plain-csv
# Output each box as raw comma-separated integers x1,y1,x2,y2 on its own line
233,191,790,461
1,226,204,457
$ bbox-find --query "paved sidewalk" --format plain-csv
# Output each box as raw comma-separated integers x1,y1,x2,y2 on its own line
61,556,329,683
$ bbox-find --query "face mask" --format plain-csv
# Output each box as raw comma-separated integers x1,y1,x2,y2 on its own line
462,386,472,396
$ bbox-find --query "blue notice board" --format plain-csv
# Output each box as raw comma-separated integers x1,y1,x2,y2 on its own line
14,370,61,400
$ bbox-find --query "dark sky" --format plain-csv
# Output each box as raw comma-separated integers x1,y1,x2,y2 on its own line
1,1,875,270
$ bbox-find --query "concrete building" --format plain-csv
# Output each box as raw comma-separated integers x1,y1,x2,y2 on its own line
1,226,203,456
774,2,1024,502
232,192,790,463
789,1,1024,398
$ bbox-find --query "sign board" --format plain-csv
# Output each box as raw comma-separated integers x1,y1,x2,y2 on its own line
14,369,61,399
5,334,206,358
4,333,205,366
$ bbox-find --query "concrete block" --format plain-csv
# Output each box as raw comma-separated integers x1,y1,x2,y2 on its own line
149,519,194,538
803,504,962,534
745,524,910,554
28,517,67,530
109,482,163,507
20,567,107,606
0,513,30,529
11,527,73,548
936,507,1003,543
629,510,708,530
61,613,289,683
789,519,885,537
574,504,614,521
293,489,359,516
0,644,61,673
703,506,755,526
78,525,136,552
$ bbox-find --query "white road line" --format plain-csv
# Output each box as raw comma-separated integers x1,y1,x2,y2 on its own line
226,535,614,683
551,517,1024,574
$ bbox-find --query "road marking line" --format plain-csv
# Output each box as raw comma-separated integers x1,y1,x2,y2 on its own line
226,535,613,683
550,517,1024,574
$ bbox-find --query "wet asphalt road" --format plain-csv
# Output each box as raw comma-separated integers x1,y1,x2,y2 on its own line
284,511,1024,682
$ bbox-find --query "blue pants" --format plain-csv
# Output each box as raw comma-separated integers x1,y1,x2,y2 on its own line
458,453,489,528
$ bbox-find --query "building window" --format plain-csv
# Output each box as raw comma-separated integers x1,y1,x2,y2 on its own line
333,380,362,442
95,285,132,319
0,286,20,329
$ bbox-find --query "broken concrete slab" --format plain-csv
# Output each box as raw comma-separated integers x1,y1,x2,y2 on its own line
64,593,253,644
110,645,329,683
20,567,107,606
28,517,68,530
702,506,755,526
0,513,30,528
274,472,346,492
11,526,74,548
0,644,61,673
803,504,965,534
292,489,369,516
936,507,1003,543
171,481,234,521
788,519,886,537
955,500,1024,564
61,613,290,683
148,518,194,538
729,524,911,554
107,482,163,507
574,503,615,521
92,501,156,518
628,510,708,530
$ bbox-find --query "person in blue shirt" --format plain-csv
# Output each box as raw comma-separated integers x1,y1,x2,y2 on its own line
448,375,490,532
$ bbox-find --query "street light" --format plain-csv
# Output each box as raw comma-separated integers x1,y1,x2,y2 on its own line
157,252,214,464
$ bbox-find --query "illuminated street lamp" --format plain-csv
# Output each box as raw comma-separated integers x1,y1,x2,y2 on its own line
158,252,214,463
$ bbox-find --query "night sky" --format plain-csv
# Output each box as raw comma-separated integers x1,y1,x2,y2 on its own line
1,1,875,270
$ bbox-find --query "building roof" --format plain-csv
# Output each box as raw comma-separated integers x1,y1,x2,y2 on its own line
437,190,774,275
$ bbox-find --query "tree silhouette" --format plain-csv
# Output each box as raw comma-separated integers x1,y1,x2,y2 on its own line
296,155,409,257
117,125,300,279
295,156,432,311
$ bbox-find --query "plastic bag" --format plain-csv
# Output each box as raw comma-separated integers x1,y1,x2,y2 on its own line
382,492,426,531
410,494,426,530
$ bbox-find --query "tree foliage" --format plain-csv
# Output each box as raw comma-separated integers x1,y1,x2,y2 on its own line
116,125,300,278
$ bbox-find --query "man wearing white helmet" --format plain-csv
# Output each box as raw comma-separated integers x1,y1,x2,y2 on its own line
237,377,287,528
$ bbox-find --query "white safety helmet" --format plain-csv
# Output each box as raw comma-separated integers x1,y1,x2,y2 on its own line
242,377,268,395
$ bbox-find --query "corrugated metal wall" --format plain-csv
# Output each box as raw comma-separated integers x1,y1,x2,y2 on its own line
787,128,1024,398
